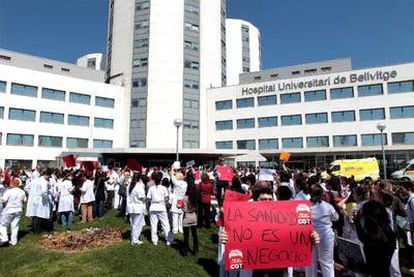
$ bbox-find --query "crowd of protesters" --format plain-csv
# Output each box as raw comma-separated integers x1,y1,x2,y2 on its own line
0,157,413,277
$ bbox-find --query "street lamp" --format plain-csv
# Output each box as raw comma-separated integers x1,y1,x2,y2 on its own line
173,118,183,162
376,122,387,180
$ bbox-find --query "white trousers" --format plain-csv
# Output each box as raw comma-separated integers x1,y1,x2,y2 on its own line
390,245,401,277
150,211,172,244
172,212,183,233
0,212,22,245
129,213,145,244
305,235,335,277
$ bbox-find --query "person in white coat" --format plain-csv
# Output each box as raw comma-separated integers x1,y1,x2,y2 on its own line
147,172,173,245
127,173,146,245
80,174,95,223
169,170,187,234
57,173,75,229
0,178,27,245
26,169,53,234
305,184,339,277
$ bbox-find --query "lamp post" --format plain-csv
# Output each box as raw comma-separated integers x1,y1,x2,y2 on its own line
173,118,183,162
376,122,387,180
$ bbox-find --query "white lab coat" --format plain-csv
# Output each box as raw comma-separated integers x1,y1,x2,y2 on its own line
26,176,51,219
57,180,74,212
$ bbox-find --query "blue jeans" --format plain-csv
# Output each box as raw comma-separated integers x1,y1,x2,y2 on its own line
60,211,74,229
96,201,105,218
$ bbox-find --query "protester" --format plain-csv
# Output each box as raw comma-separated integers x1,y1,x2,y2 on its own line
94,170,107,219
147,172,173,245
169,170,187,234
0,178,27,245
197,174,214,228
80,174,95,223
56,173,75,229
182,183,199,256
127,173,146,246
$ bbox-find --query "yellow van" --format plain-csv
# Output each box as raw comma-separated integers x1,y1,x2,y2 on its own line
326,157,380,182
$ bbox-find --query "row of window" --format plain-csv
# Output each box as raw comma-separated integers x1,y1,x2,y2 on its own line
215,80,414,110
2,133,112,148
0,81,115,107
215,106,414,130
0,108,114,128
215,132,414,150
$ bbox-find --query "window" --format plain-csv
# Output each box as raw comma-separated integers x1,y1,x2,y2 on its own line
237,118,255,129
61,68,70,72
388,80,414,94
280,92,301,104
11,83,37,97
6,133,34,146
237,140,256,150
304,69,317,74
259,138,278,150
304,90,326,102
306,136,329,148
86,59,96,68
321,66,332,72
67,137,88,148
8,108,36,121
184,40,199,51
42,88,65,101
38,136,63,147
183,99,199,109
95,96,115,108
281,114,302,126
358,84,383,97
93,139,113,148
330,87,354,99
331,110,355,122
69,92,90,105
184,22,199,33
0,107,3,119
0,55,11,61
392,132,414,145
236,97,254,108
68,115,89,126
359,108,385,121
305,113,328,124
216,100,232,110
333,135,357,147
292,71,300,75
390,106,414,119
257,95,277,106
40,111,64,124
135,20,149,29
216,141,233,149
258,116,277,128
215,120,232,130
94,118,114,129
184,60,199,70
183,140,199,149
361,134,387,146
133,58,148,67
282,137,303,149
134,38,149,48
183,120,199,130
243,67,250,73
136,1,150,10
184,79,199,89
132,78,147,88
0,81,6,92
185,3,199,14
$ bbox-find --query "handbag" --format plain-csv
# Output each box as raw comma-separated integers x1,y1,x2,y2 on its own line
176,199,184,208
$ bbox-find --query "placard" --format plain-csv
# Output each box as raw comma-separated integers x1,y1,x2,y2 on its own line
279,152,291,162
336,237,366,265
216,165,234,182
224,200,313,270
259,169,275,181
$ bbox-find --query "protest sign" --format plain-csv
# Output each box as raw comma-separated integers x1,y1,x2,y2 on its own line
279,152,291,162
127,159,142,172
224,190,251,202
216,165,234,181
336,237,366,265
259,169,274,181
186,160,195,167
172,161,181,169
224,200,313,270
62,154,77,167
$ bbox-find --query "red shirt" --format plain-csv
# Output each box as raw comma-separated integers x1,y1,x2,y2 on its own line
199,181,214,204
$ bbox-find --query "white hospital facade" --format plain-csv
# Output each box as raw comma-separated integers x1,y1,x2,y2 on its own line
0,0,414,170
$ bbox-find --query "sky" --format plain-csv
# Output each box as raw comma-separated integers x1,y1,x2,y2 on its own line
0,0,413,70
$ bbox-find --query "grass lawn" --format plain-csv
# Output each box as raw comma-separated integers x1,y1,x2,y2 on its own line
0,210,220,277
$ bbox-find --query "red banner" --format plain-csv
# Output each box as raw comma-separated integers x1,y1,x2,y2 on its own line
224,200,313,270
127,159,142,172
224,190,251,202
216,165,233,181
62,155,76,168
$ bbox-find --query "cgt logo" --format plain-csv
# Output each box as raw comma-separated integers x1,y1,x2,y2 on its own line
296,204,311,225
229,249,244,270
